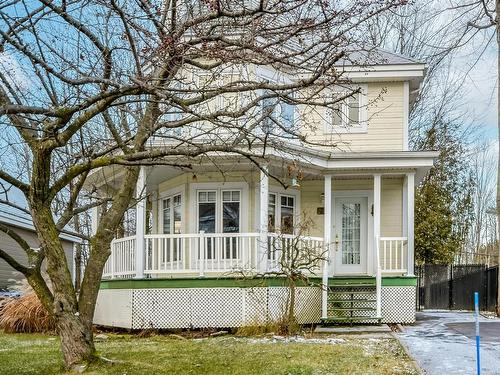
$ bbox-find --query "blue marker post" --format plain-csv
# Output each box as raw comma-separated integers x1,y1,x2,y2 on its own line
474,291,481,375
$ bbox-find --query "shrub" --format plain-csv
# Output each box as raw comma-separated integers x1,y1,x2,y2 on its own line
0,279,55,333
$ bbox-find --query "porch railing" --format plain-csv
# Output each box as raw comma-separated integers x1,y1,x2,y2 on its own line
103,236,136,278
102,232,325,278
379,237,408,274
266,233,325,272
102,234,410,279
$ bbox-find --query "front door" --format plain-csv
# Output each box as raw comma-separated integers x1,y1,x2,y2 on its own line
333,197,368,275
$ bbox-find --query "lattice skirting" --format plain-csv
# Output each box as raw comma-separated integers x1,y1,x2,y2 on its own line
94,286,415,329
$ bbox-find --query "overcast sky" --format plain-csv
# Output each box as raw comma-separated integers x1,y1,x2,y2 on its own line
458,37,498,145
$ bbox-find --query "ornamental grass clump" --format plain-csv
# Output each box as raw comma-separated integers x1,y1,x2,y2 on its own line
0,280,55,333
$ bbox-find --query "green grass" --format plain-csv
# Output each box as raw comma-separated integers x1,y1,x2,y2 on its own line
0,332,418,375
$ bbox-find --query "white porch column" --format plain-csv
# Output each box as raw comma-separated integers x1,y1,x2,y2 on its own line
321,175,332,319
373,174,382,317
406,173,415,276
373,174,381,271
135,167,147,279
258,166,269,272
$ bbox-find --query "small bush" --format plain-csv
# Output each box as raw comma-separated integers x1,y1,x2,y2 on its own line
0,292,55,333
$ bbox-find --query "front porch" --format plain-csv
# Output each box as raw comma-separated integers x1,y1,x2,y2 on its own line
103,233,409,279
92,150,435,326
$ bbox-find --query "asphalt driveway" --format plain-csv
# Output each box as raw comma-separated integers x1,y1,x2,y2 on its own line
397,311,500,375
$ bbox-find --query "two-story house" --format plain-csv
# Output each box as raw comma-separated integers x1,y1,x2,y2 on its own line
91,49,437,329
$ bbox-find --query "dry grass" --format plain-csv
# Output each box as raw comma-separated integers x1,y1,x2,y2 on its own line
0,293,55,333
0,279,55,333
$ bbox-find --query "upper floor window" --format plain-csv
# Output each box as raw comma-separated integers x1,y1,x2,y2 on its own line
325,85,367,134
261,94,295,134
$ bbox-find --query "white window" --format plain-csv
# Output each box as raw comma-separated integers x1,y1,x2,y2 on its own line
161,193,182,262
197,189,241,259
261,94,295,134
162,194,182,234
256,67,296,135
326,85,367,133
268,193,295,234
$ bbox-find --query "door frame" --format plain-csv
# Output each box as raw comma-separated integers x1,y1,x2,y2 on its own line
331,190,374,276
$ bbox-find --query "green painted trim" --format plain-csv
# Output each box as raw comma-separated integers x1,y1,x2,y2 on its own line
100,276,417,289
382,277,417,287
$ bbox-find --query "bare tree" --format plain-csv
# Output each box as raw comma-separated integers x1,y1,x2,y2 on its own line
0,0,406,369
237,216,325,335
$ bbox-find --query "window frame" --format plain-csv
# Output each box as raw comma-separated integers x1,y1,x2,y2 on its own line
189,182,248,234
267,192,297,234
324,84,368,134
255,66,297,135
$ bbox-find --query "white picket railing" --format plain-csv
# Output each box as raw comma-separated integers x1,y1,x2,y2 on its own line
144,232,260,275
266,233,325,273
379,237,408,274
103,236,136,278
103,232,325,278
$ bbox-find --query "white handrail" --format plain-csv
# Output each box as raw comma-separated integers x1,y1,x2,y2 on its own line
379,237,408,273
104,232,325,279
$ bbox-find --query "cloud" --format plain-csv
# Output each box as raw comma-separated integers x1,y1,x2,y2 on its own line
0,52,30,91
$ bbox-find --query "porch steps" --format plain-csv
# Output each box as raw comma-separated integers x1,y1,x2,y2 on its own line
322,278,381,325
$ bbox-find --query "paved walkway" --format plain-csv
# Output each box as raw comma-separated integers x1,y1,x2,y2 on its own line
397,311,500,375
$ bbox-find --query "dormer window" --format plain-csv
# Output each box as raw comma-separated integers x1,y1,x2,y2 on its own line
326,85,367,134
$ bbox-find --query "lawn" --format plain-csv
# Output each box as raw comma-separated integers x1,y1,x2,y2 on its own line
0,332,418,375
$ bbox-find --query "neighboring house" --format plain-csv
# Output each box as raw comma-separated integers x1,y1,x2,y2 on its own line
0,191,79,290
92,49,438,329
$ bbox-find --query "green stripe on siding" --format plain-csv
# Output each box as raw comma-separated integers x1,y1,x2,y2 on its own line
99,276,416,289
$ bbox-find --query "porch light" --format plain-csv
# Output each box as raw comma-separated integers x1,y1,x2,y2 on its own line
291,177,300,187
320,193,325,203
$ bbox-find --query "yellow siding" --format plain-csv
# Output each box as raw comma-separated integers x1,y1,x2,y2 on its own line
381,177,403,237
301,82,405,152
300,178,403,238
180,65,406,153
152,174,403,238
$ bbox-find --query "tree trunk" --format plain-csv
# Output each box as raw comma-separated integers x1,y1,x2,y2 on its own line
56,313,96,369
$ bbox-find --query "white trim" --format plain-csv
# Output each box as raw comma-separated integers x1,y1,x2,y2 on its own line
402,178,408,238
373,175,381,276
403,81,409,151
406,173,415,276
255,66,293,84
267,185,301,233
258,167,269,272
321,175,332,319
90,206,99,236
135,167,147,279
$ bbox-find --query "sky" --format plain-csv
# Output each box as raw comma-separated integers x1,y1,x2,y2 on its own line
457,35,498,145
